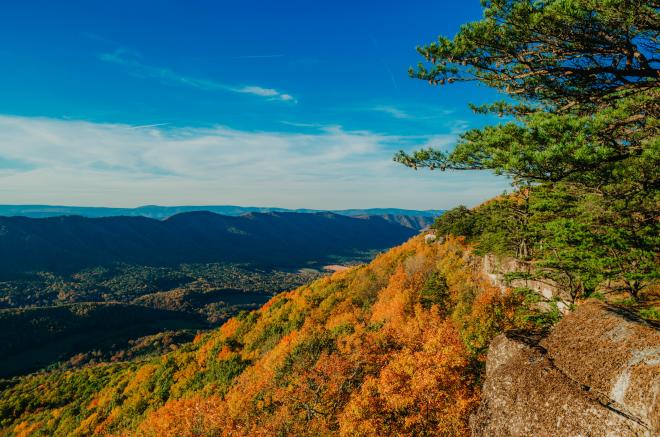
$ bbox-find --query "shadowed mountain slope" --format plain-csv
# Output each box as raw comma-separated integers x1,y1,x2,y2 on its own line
0,212,419,277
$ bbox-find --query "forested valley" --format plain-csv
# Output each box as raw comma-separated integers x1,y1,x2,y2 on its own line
0,0,658,435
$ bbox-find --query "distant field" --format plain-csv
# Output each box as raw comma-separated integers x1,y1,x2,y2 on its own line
323,264,350,272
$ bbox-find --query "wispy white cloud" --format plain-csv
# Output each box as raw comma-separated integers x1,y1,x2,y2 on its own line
128,122,170,130
371,105,412,119
366,103,456,121
99,49,296,102
235,86,295,102
368,33,399,91
0,115,510,209
280,121,325,128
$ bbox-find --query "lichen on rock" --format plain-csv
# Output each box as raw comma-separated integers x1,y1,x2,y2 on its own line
471,301,660,437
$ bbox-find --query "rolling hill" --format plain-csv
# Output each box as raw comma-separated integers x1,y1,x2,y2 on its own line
0,204,443,223
0,211,420,278
0,303,207,378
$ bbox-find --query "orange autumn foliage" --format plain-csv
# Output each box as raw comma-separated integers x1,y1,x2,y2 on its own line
339,319,477,436
3,235,526,436
137,396,233,436
136,236,517,436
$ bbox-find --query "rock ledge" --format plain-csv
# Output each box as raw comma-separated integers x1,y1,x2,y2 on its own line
471,301,659,436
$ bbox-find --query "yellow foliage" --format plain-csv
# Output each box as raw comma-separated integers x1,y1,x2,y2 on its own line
138,396,232,437
13,421,40,437
123,365,157,394
73,412,99,436
3,235,530,436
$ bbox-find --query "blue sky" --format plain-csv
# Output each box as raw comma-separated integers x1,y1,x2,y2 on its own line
0,0,511,209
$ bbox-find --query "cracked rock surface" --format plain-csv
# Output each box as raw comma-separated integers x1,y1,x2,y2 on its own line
471,301,659,437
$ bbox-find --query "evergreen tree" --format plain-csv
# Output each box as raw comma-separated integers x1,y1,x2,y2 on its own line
398,0,659,300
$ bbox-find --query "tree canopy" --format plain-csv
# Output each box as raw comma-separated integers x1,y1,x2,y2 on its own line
409,0,658,111
396,0,658,183
397,0,659,300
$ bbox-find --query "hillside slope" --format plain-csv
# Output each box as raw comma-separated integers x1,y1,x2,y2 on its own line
0,236,526,436
0,303,206,378
0,212,418,277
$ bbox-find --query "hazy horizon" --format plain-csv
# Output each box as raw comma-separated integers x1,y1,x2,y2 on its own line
0,203,444,215
0,203,445,211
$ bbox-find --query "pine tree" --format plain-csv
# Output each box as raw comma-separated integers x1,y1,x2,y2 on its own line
397,0,659,299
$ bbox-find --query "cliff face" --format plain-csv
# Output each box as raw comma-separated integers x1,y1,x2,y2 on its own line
471,301,660,436
482,254,570,313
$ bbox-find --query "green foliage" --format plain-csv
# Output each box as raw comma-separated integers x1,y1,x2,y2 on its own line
638,307,660,322
246,297,307,354
230,311,260,342
419,272,450,309
530,182,659,300
407,0,657,111
397,0,659,301
434,185,659,303
274,331,335,385
150,357,178,403
432,206,476,238
187,353,251,395
512,287,563,330
434,194,534,259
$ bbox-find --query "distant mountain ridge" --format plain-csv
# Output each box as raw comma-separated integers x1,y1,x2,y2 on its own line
358,213,435,231
0,204,443,221
0,211,421,278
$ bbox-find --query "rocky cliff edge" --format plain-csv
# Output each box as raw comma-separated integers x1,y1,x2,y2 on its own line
471,301,659,436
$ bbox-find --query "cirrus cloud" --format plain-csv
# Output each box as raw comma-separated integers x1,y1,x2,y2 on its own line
100,49,296,102
0,115,510,209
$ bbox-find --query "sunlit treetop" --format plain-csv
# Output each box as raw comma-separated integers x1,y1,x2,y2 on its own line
410,0,659,114
396,0,659,185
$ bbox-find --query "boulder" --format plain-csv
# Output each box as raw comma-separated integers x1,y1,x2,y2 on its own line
471,301,659,436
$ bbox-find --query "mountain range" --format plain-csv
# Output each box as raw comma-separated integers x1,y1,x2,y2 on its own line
0,204,443,220
0,211,424,278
